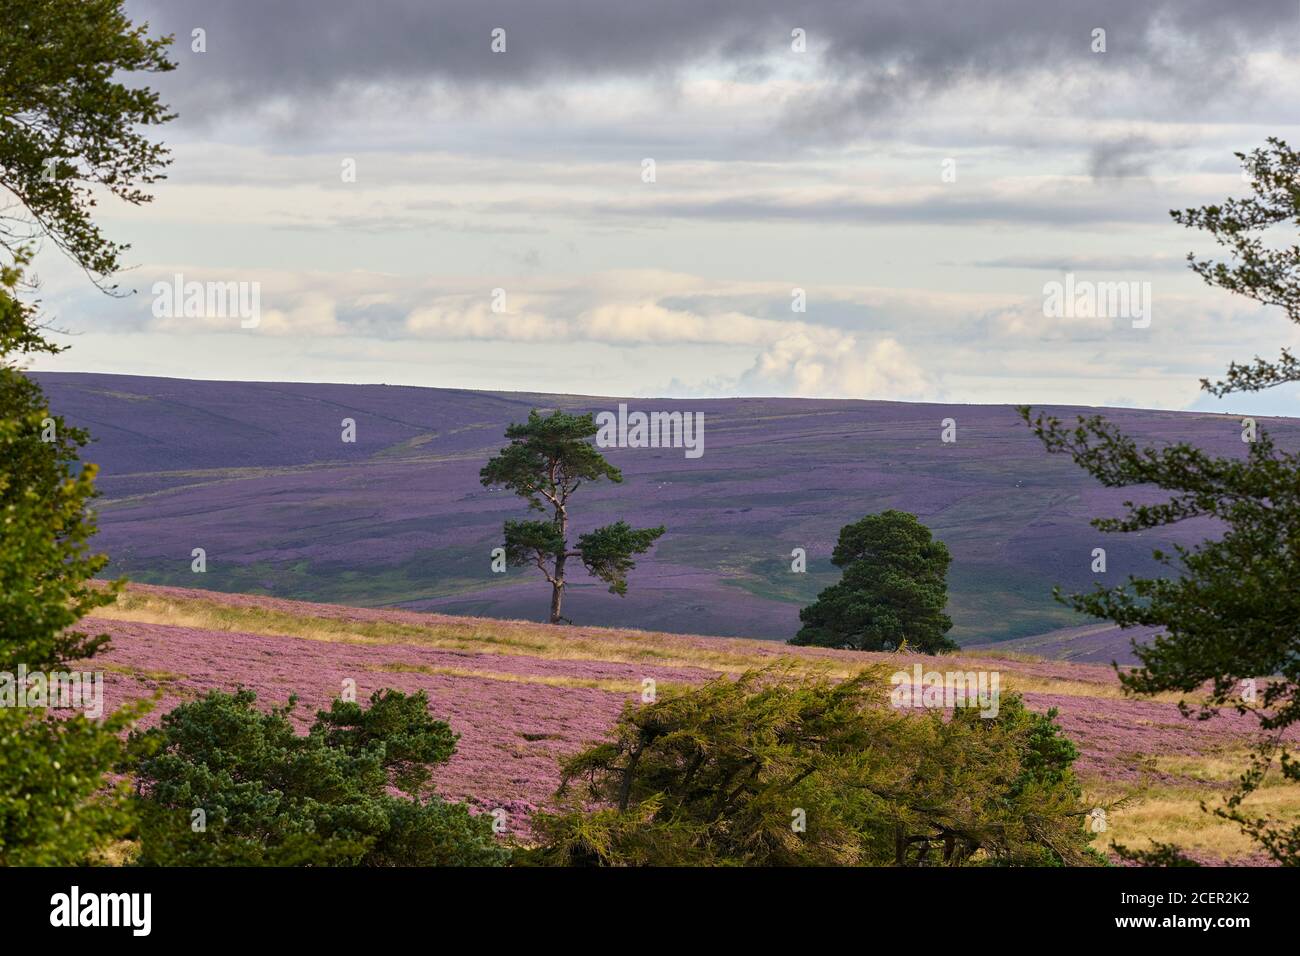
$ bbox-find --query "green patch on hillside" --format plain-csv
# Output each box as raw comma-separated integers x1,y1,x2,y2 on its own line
944,562,1083,644
116,546,525,608
708,551,1082,647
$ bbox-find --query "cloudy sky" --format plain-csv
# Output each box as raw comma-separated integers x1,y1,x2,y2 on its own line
26,0,1300,412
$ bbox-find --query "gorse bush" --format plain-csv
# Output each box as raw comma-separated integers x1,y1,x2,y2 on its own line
526,665,1098,866
126,687,508,867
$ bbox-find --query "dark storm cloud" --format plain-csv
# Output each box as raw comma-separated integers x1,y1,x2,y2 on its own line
127,0,1299,126
1088,136,1162,180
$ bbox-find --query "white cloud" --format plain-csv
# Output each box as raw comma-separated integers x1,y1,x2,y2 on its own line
406,299,565,341
739,333,928,399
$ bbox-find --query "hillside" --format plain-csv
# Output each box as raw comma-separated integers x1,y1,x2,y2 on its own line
37,371,1299,652
88,584,1295,863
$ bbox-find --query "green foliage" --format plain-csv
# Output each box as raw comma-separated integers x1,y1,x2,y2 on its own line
925,697,1090,867
0,248,51,357
1021,139,1300,865
577,520,667,596
0,701,148,866
1011,704,1079,797
790,510,956,653
1174,137,1300,393
0,0,174,284
314,686,457,795
1,285,120,671
126,688,508,867
0,263,135,866
0,0,170,673
525,666,1097,866
481,409,622,509
502,518,566,567
0,2,176,868
482,409,665,622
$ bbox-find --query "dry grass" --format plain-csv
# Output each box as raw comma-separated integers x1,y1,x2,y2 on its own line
90,587,1181,704
1086,748,1300,862
1089,788,1298,861
996,672,1186,704
91,589,862,679
89,840,140,867
956,647,1044,664
93,661,187,684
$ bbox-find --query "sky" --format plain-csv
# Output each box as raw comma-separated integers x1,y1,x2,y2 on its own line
24,0,1300,414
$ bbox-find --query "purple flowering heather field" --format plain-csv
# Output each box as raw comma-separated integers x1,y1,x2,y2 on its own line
38,371,1300,660
86,584,1297,854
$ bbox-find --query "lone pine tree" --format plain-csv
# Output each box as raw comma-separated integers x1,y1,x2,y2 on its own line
481,409,665,624
790,510,956,654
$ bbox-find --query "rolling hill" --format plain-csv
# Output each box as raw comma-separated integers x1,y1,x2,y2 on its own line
36,371,1296,656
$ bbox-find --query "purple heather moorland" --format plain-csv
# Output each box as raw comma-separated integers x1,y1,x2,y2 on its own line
38,371,1299,660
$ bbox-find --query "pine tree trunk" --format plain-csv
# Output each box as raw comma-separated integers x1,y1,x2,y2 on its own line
549,539,567,624
549,492,568,624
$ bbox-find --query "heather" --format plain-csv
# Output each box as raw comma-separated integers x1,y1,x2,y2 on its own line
39,371,1300,654
88,584,1300,860
126,687,508,867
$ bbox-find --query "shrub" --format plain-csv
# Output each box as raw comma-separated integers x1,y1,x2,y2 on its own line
526,665,1098,866
0,702,147,865
127,688,508,867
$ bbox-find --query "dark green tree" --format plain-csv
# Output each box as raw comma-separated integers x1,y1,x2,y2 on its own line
1,258,119,675
0,0,175,286
0,0,173,865
1021,138,1300,864
0,254,137,866
480,409,665,624
0,252,145,865
525,665,1097,867
790,510,956,653
126,688,509,867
